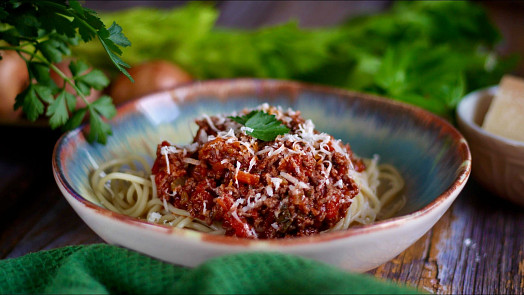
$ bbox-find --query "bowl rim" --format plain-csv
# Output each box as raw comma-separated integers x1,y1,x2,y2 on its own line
457,85,524,148
52,78,471,247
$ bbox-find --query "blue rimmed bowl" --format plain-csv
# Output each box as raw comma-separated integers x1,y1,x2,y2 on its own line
53,79,471,272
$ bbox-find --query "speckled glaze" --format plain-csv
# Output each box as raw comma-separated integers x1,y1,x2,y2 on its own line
53,79,471,272
457,86,524,207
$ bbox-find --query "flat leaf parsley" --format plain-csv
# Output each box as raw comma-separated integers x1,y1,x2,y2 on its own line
0,0,132,144
229,110,290,141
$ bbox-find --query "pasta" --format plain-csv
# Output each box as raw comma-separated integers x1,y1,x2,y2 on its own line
89,104,405,238
90,155,405,235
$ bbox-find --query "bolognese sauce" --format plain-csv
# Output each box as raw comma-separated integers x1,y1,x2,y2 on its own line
151,104,366,239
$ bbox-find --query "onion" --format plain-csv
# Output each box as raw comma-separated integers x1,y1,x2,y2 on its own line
0,50,29,120
109,60,193,105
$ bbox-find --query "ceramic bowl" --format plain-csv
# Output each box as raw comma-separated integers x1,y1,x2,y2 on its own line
53,79,471,272
456,86,524,206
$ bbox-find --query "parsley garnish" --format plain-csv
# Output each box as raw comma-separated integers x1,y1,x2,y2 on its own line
229,110,290,141
0,0,132,144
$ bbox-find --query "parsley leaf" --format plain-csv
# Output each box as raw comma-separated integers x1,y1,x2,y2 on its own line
229,110,290,141
0,0,132,144
29,62,55,87
47,90,75,129
14,86,43,121
97,22,133,81
87,109,112,144
229,110,256,125
64,108,87,131
90,95,117,119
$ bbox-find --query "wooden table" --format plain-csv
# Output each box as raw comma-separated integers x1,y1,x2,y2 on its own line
1,1,523,294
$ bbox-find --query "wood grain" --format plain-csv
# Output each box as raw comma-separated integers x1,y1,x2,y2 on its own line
1,2,524,294
368,181,524,294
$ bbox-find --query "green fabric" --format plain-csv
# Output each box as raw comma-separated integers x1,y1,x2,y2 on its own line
0,244,421,294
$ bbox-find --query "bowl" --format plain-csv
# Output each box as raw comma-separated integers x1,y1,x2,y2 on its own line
456,86,524,206
53,79,471,272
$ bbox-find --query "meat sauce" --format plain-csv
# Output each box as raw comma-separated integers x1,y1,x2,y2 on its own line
151,105,365,239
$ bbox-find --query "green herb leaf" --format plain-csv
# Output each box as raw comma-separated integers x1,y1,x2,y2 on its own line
0,28,21,45
34,84,54,104
98,34,133,82
69,0,84,16
91,95,117,119
64,107,87,130
37,39,65,63
71,17,95,43
229,110,289,141
0,0,133,144
14,86,44,121
83,9,105,30
29,62,54,87
65,92,77,113
47,90,72,129
229,110,257,125
76,69,110,90
87,109,112,144
0,7,8,19
107,22,131,48
69,60,90,77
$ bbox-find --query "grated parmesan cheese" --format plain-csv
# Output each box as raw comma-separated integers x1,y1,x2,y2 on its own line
186,142,200,152
232,198,245,210
218,128,236,138
153,104,365,239
268,145,285,157
201,113,220,132
248,156,256,172
235,161,241,187
241,193,269,212
241,126,254,134
271,177,283,191
256,146,273,155
280,171,310,190
183,158,201,165
265,186,274,197
323,160,332,183
231,210,242,223
160,145,180,155
147,212,162,223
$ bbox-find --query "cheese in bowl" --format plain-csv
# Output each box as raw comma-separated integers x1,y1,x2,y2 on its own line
482,75,524,142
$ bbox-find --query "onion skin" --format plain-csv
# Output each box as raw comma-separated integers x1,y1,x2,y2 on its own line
0,50,29,120
109,60,193,105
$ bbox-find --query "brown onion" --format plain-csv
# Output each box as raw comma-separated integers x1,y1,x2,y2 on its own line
109,60,193,105
0,50,29,120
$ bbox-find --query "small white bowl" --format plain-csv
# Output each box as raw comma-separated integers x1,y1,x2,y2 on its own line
53,79,471,271
457,86,524,206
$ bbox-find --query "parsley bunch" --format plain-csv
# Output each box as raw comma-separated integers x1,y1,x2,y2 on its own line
0,0,132,143
76,2,515,121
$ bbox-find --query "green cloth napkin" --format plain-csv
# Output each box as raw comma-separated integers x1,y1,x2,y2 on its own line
0,244,421,294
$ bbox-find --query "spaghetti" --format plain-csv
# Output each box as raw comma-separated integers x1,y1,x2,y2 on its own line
89,104,405,239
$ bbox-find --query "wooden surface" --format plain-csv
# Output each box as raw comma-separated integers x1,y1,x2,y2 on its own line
2,2,524,294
